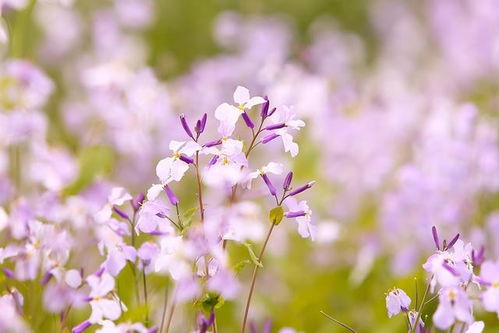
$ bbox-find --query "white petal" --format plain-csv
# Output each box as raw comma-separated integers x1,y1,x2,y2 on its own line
215,103,242,137
465,321,485,333
156,157,175,183
170,159,190,182
263,162,284,175
99,299,122,320
169,140,186,152
65,269,82,288
146,184,164,201
233,86,250,105
245,96,265,108
180,141,202,156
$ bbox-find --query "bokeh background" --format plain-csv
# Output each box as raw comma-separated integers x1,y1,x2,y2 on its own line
1,0,499,331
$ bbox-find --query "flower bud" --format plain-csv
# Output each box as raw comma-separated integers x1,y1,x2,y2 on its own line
113,206,130,220
241,111,255,128
260,96,270,118
264,123,286,131
179,154,194,164
288,181,315,196
180,114,195,140
261,173,277,196
285,210,306,218
261,133,279,144
283,171,293,190
164,185,179,205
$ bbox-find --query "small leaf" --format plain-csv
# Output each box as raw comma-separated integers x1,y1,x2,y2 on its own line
233,259,251,274
269,206,284,225
182,206,199,227
243,242,263,267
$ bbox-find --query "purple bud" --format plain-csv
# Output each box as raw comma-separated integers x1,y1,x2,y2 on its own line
180,114,195,140
260,97,270,118
113,206,130,220
2,268,14,279
446,233,460,250
204,139,222,148
147,328,159,333
94,266,105,277
195,120,202,134
131,192,145,211
82,296,93,302
249,322,258,333
241,111,255,128
283,171,293,190
288,181,315,196
472,246,485,266
72,320,92,333
179,154,194,164
208,155,219,166
285,210,306,218
432,226,440,250
200,113,207,132
261,133,279,144
164,185,179,205
261,174,277,196
268,107,277,117
264,123,286,131
41,272,53,285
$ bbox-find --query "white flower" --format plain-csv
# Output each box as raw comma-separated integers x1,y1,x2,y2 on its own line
214,86,265,136
284,197,315,240
246,162,284,188
385,288,411,318
148,140,201,200
268,106,305,157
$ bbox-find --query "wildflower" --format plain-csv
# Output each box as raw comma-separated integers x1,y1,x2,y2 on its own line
479,260,499,316
214,86,265,136
266,106,305,157
86,272,126,323
385,288,411,318
148,140,201,200
284,197,315,240
433,286,473,330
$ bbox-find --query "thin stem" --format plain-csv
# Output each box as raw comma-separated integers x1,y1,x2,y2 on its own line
160,283,169,333
142,268,149,326
194,152,205,222
241,222,276,333
320,310,358,333
410,276,433,333
165,296,176,333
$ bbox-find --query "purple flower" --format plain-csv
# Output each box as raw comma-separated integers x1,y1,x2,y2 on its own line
164,185,179,205
479,260,499,316
433,286,473,330
180,113,195,140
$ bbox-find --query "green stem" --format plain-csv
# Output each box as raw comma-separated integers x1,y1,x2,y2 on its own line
320,310,357,333
241,222,276,333
410,276,433,333
142,268,149,326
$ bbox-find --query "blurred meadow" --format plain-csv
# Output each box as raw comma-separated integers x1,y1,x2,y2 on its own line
1,0,499,332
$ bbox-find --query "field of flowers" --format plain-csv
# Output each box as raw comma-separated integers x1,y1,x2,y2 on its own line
1,0,499,332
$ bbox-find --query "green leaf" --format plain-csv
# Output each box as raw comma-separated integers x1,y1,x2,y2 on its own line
269,206,284,225
182,206,199,227
243,242,263,267
233,259,251,274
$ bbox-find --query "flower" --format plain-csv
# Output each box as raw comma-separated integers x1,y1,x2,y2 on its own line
266,106,305,157
135,199,174,235
385,288,411,318
86,272,126,323
148,140,201,200
465,322,485,333
214,86,265,136
479,260,499,316
433,286,473,330
284,197,315,240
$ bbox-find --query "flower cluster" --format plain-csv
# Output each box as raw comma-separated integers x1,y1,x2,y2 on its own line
386,226,498,332
0,85,314,332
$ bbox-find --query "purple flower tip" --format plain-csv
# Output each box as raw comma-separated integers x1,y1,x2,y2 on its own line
283,171,293,190
431,226,440,250
264,123,286,131
72,320,91,333
147,328,159,333
132,192,145,211
288,181,315,196
204,139,222,148
446,233,460,250
268,107,277,117
260,97,270,118
41,272,53,285
113,206,130,220
261,173,277,196
285,210,306,218
179,154,194,164
208,155,219,167
261,133,279,144
180,114,195,139
241,111,255,128
163,184,179,205
442,262,459,276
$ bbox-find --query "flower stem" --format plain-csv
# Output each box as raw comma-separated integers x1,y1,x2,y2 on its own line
142,268,149,326
194,152,205,222
159,283,169,333
320,310,357,333
241,222,276,333
410,276,433,333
